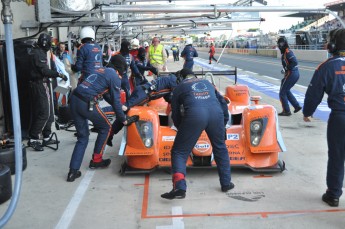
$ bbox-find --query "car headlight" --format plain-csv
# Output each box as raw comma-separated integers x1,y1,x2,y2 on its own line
137,121,153,148
250,119,264,146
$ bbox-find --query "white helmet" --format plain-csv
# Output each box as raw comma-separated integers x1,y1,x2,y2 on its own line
80,27,95,41
185,38,193,45
130,38,140,49
143,41,149,48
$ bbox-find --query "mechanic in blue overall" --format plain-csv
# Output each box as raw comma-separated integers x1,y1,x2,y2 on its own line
161,68,234,200
66,55,128,182
135,47,158,85
303,29,345,207
277,36,302,116
71,27,103,83
106,72,179,147
180,38,198,70
114,39,142,99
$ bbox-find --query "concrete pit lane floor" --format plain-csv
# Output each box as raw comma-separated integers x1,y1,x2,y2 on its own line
1,55,344,229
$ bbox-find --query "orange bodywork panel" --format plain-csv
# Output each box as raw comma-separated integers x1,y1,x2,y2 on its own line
120,84,286,173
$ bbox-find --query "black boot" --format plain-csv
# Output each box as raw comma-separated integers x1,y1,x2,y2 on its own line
161,189,186,200
89,159,111,169
221,182,235,192
322,193,339,207
67,169,82,182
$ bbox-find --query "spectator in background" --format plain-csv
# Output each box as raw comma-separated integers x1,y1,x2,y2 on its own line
147,37,167,78
209,43,217,64
180,38,198,70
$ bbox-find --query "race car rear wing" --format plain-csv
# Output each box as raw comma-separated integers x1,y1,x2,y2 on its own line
160,67,238,84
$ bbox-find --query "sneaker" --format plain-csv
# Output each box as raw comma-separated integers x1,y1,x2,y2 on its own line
322,193,339,207
67,169,82,182
221,182,235,192
278,111,292,116
161,189,186,200
89,159,111,169
209,62,211,64
294,106,302,113
28,140,44,151
42,139,60,146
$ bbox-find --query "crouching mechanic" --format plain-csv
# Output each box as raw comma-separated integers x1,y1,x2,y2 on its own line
66,55,128,182
161,68,234,199
106,71,179,146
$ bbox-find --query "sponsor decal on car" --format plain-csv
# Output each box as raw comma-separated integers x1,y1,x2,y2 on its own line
162,136,175,141
194,141,210,152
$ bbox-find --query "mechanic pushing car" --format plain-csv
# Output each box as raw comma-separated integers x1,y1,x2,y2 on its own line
66,55,128,182
277,36,302,116
303,29,345,207
161,68,234,200
180,38,198,70
71,27,103,83
106,71,179,147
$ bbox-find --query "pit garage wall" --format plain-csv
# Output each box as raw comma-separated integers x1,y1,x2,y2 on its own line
0,2,35,39
197,48,329,63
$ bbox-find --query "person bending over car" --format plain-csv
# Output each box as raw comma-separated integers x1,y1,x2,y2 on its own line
66,55,129,182
161,68,234,200
106,71,179,147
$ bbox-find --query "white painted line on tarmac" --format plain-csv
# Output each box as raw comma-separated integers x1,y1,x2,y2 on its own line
55,170,95,229
156,206,184,229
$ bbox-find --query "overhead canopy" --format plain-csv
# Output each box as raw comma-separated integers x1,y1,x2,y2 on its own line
325,0,345,11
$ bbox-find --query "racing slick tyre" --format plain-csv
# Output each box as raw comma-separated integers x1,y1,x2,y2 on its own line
0,144,27,175
0,164,12,204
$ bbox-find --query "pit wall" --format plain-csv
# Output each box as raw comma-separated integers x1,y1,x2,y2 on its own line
197,48,329,63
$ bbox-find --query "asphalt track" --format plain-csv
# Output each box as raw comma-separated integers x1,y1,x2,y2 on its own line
198,51,320,87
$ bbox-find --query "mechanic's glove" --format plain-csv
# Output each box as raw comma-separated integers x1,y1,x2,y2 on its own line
151,67,158,76
71,64,78,72
59,73,68,81
124,115,139,126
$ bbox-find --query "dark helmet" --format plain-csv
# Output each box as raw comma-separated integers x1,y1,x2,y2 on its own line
120,40,130,55
109,55,127,76
176,68,195,84
180,68,195,79
277,36,288,53
327,29,345,54
37,33,52,52
138,47,146,60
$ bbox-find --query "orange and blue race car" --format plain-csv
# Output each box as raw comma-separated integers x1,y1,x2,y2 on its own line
118,70,286,174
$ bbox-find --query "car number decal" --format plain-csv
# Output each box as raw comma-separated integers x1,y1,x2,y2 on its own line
227,133,239,140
